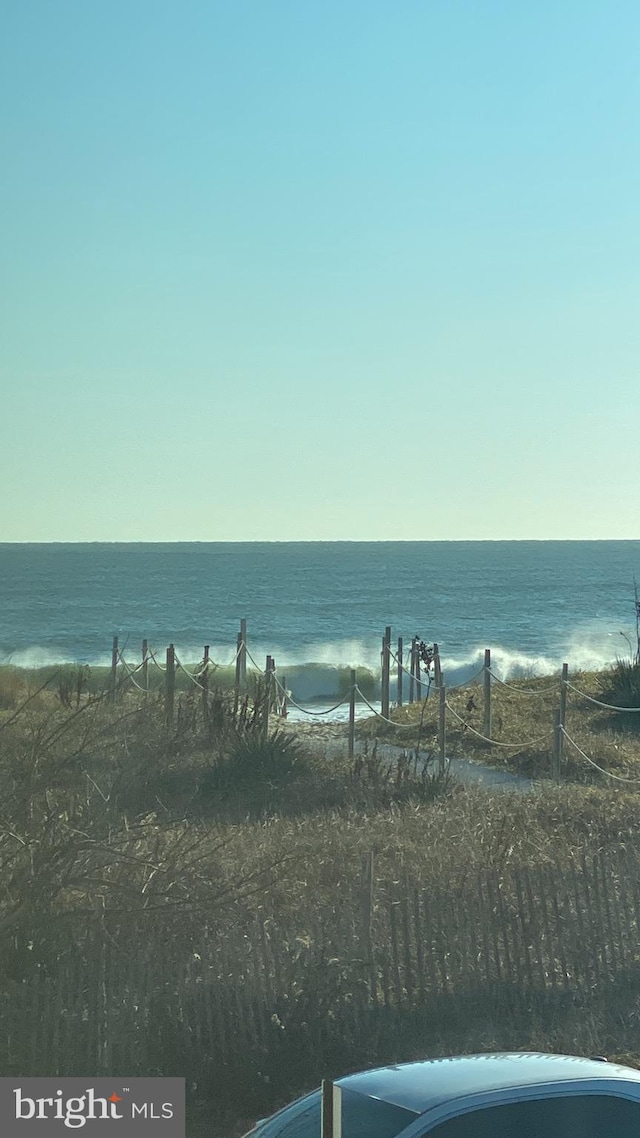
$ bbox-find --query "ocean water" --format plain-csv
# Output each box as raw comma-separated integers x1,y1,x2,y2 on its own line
1,542,639,711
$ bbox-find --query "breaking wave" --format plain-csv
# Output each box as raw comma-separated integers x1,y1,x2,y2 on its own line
1,627,632,706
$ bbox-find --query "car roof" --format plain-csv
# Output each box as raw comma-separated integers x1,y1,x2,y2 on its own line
336,1052,640,1114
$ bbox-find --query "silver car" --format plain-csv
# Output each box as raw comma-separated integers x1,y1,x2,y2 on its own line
242,1052,640,1136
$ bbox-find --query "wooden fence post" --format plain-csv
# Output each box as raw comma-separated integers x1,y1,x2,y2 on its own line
415,642,422,702
483,648,491,739
165,644,175,725
109,636,118,702
280,675,288,718
141,638,149,691
348,670,356,760
381,626,391,719
321,1080,342,1138
433,642,442,688
397,637,403,707
439,684,446,773
409,638,417,704
235,631,242,694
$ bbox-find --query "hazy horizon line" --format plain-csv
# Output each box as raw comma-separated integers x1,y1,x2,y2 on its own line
2,538,639,547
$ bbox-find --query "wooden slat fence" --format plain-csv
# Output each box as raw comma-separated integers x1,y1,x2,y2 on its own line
2,847,640,1095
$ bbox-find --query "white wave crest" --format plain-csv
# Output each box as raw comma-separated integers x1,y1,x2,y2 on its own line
3,621,634,702
1,646,112,669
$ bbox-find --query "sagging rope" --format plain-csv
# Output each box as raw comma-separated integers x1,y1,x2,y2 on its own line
226,640,244,667
388,651,430,690
143,643,242,683
116,651,146,677
445,665,486,690
560,726,640,784
119,667,149,693
199,641,245,672
116,652,150,692
444,699,551,749
244,645,265,672
386,653,429,694
565,681,640,713
246,645,350,715
174,652,206,691
355,686,414,728
488,671,560,697
269,670,352,717
146,648,167,672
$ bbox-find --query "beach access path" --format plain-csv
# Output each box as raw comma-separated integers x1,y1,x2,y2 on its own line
281,720,536,793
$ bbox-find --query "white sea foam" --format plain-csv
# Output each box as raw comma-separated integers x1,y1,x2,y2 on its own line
2,647,111,669
261,639,381,671
3,622,635,705
439,631,631,687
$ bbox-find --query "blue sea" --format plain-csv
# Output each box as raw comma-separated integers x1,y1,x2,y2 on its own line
1,542,639,714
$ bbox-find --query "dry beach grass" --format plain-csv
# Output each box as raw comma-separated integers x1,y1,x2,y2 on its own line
0,663,640,1134
356,668,640,784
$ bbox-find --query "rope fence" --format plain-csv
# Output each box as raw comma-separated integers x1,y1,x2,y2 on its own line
174,652,206,691
560,726,640,784
116,652,149,693
99,629,640,786
270,670,351,718
243,644,265,673
565,680,640,713
116,650,146,678
488,671,560,697
445,699,552,750
146,647,166,672
354,686,412,727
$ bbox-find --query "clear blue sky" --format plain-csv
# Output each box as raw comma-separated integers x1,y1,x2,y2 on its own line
1,1,638,540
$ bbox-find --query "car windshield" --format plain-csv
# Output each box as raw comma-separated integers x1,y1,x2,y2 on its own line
248,1085,419,1138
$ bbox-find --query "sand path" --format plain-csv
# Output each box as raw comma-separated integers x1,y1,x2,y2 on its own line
279,719,535,793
